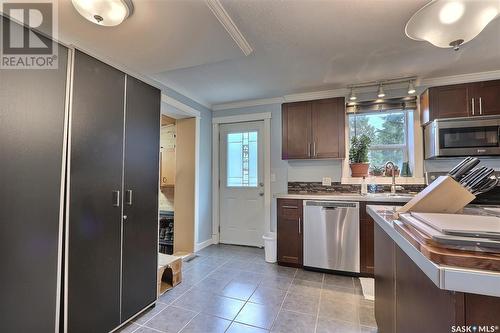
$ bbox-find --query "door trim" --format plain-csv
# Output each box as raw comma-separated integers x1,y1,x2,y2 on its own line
161,101,202,251
212,112,272,246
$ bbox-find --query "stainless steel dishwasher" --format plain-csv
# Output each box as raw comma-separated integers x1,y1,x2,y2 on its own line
303,200,360,273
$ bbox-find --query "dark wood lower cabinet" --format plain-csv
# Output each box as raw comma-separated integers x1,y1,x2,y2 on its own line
395,245,464,333
277,199,303,267
374,222,500,332
360,202,404,276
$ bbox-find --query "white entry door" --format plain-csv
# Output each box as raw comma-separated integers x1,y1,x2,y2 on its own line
219,121,265,247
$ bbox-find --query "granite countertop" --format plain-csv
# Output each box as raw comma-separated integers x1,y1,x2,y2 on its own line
367,205,500,297
274,192,416,203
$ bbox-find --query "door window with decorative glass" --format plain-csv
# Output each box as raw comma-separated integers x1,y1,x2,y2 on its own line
348,110,409,170
226,131,258,187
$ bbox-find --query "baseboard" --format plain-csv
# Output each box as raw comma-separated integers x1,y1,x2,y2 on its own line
212,234,219,244
194,238,214,252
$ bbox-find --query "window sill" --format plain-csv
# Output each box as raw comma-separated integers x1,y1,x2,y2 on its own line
341,177,426,185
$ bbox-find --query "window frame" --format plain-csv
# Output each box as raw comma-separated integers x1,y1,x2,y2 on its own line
342,108,425,185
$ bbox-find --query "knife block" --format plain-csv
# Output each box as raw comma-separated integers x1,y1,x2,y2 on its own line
395,176,475,218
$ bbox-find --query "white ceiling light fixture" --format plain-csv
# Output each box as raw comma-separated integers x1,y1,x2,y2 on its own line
377,84,385,98
405,0,500,51
71,0,134,27
408,80,416,95
349,88,357,101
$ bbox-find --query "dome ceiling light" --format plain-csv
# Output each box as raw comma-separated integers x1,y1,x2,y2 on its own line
405,0,500,51
71,0,134,27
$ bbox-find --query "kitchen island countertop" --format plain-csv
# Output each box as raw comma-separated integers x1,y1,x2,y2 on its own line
367,205,500,297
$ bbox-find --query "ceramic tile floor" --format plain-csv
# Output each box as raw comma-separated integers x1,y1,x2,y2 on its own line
117,244,377,333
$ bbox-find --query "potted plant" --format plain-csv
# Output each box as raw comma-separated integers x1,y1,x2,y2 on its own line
370,165,384,177
349,134,371,177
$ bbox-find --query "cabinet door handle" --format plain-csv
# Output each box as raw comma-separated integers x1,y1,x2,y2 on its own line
125,189,133,206
298,217,301,234
471,98,475,116
282,205,298,209
112,190,120,207
479,97,483,115
313,142,316,157
308,143,312,157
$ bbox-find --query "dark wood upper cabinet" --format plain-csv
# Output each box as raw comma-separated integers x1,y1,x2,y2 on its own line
282,102,312,159
420,80,500,125
421,83,471,125
277,199,303,267
312,98,345,158
282,97,345,159
472,80,500,116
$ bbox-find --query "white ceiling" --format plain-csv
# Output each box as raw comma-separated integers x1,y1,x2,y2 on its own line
56,0,244,74
54,0,500,108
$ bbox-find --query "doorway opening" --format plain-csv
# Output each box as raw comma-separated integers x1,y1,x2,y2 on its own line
158,104,199,257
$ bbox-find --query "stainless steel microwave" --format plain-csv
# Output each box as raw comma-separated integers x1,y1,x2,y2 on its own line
424,116,500,159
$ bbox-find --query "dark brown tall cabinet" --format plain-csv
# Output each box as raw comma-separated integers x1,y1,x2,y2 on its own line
282,97,345,159
1,17,160,332
0,33,69,332
67,51,160,333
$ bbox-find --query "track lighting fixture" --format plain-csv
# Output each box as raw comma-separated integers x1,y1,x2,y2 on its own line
377,84,385,98
408,81,416,95
349,88,357,101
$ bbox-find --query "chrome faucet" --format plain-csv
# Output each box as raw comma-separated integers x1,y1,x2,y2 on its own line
385,161,397,194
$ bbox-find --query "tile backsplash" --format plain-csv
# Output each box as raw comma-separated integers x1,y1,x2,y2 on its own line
288,182,426,194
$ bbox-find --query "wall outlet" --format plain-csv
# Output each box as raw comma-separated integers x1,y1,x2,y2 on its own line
322,177,332,186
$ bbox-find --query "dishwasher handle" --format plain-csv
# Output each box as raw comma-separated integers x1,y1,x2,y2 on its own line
305,200,358,208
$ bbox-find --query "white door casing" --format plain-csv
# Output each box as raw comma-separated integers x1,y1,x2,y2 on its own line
219,121,265,247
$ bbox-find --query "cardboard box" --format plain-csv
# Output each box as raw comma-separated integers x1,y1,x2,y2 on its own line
157,254,182,295
396,175,475,218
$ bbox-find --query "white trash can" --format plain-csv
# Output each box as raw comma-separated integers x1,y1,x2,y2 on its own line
263,232,277,263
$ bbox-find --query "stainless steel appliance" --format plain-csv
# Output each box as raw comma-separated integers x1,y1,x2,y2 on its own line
424,116,500,159
303,200,360,273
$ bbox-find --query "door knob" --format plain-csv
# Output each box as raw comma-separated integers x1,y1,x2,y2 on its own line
259,192,264,196
259,182,264,187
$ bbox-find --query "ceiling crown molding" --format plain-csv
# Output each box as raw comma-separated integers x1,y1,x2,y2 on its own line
206,0,253,56
211,69,500,111
283,89,348,103
212,97,284,111
420,70,500,87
